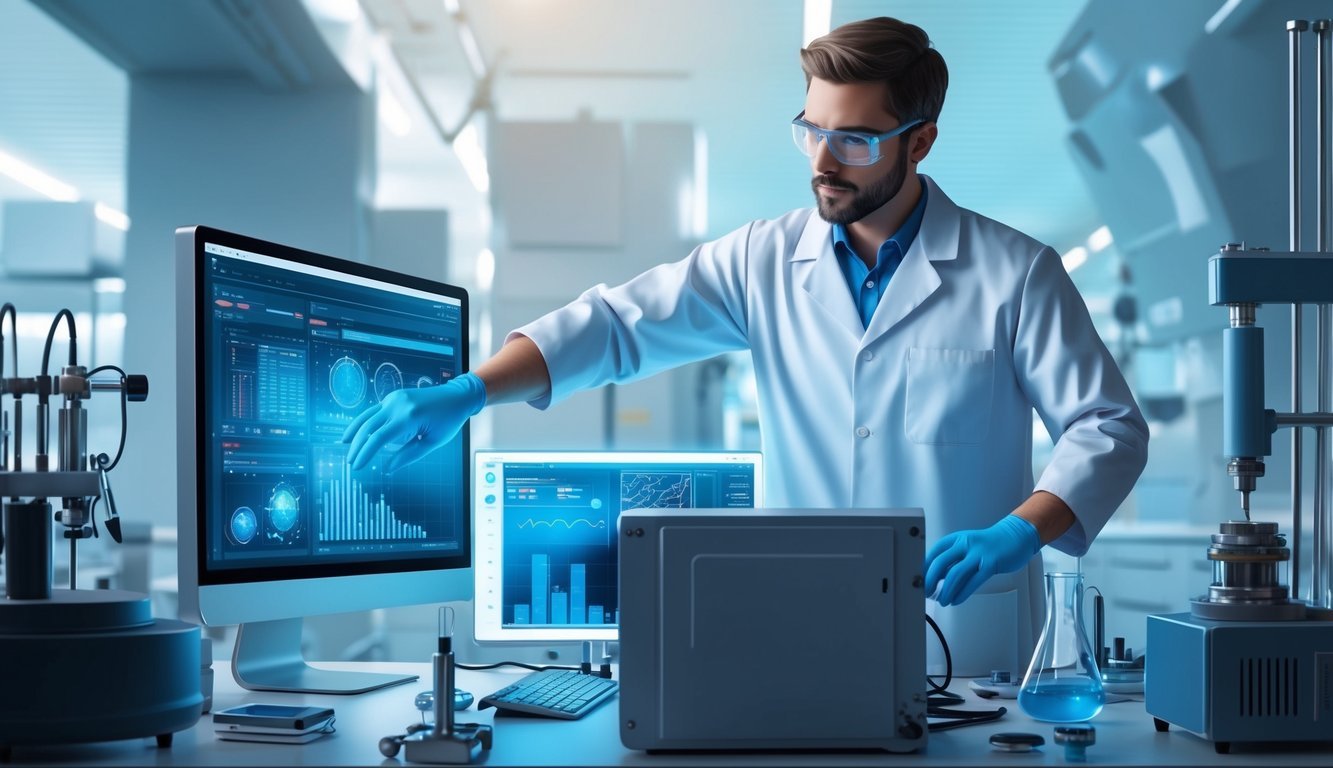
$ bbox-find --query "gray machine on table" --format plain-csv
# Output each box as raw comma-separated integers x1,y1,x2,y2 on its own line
0,309,202,757
1145,18,1333,755
617,508,926,753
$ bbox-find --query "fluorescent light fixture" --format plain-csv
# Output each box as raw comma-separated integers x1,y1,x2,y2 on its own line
476,248,495,292
443,0,460,14
803,0,832,47
305,0,361,23
457,23,487,79
1204,0,1243,35
94,202,131,232
1087,225,1113,253
94,277,127,294
452,122,490,194
1062,246,1088,272
692,129,709,239
0,149,80,202
378,87,412,137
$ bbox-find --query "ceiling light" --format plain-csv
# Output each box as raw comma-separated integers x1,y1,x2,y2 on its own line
803,0,831,47
1062,246,1088,272
94,202,131,232
378,87,412,137
0,149,80,202
452,122,490,194
1087,225,1113,252
476,248,495,292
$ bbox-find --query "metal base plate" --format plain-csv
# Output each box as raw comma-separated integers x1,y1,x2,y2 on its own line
1190,598,1308,621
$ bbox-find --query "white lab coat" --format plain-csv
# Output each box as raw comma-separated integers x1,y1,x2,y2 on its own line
511,175,1149,676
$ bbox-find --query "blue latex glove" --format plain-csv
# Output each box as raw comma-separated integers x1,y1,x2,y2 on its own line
923,514,1041,606
342,372,487,473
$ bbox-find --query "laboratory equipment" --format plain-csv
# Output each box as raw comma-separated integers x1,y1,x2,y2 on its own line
471,450,762,645
175,226,474,694
378,607,492,764
1052,724,1096,762
988,732,1044,752
618,508,926,752
1018,572,1105,723
0,307,201,755
478,668,618,719
1144,18,1333,754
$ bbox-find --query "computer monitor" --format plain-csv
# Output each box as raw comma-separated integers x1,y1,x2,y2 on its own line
472,450,763,643
176,226,472,694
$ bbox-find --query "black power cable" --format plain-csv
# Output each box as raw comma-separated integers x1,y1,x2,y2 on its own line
924,613,1007,732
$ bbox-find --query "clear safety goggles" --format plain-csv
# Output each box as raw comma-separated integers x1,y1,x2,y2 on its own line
791,111,923,166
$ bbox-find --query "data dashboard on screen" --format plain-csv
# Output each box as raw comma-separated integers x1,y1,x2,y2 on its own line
473,451,763,643
200,240,468,579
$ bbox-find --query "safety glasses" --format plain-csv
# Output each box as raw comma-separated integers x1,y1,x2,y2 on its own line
791,111,923,166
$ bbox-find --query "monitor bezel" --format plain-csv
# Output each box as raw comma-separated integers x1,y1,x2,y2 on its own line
180,225,472,593
472,449,764,643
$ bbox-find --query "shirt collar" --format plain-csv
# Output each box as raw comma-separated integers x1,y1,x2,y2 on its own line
830,178,929,265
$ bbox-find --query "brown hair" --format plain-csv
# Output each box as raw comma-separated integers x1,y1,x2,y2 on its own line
800,17,948,124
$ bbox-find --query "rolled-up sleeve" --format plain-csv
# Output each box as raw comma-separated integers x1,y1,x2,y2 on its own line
1014,247,1149,555
508,223,752,410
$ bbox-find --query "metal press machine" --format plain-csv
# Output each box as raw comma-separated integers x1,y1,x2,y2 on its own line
1145,19,1333,754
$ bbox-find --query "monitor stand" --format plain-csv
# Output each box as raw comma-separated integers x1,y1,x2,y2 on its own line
232,618,418,694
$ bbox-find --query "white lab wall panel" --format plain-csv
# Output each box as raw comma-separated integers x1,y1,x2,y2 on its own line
489,119,722,451
370,208,449,282
119,74,373,529
493,120,623,248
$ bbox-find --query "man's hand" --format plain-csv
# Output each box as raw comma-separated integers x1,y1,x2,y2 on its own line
923,515,1041,606
342,372,487,473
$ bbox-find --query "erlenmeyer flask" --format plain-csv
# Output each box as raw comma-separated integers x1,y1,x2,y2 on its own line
1018,571,1105,722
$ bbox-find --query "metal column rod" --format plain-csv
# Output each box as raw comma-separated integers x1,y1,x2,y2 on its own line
1288,19,1307,602
1315,19,1332,610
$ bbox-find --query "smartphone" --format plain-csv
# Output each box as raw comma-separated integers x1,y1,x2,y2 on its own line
213,704,335,733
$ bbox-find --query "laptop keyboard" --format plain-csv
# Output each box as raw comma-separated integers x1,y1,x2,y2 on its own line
478,669,618,720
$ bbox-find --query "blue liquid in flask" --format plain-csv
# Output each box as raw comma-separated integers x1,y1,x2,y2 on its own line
1018,679,1105,722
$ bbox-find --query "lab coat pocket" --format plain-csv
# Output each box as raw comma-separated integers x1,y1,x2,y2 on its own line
905,347,995,445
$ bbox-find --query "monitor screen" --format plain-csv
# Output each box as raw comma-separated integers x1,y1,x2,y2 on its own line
473,451,763,643
176,227,473,662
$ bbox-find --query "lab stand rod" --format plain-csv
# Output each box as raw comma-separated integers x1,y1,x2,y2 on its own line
1318,19,1333,609
1275,412,1333,428
1289,19,1308,600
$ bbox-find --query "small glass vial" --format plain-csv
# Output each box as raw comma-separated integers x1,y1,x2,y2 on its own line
1018,571,1105,722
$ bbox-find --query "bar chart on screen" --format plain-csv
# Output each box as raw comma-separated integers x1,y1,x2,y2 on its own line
319,460,428,541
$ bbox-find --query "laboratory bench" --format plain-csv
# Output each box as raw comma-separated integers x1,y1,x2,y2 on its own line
5,661,1331,767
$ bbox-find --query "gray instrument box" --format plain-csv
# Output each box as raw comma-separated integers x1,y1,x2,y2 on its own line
618,508,926,752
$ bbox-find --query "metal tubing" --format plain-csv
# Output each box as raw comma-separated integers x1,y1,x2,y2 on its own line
1289,19,1308,601
1293,309,1304,599
12,400,20,474
1275,412,1333,426
1318,20,1333,610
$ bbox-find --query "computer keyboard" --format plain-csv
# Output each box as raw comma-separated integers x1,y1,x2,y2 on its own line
478,669,618,720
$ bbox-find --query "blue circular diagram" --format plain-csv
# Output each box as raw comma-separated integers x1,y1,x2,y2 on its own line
484,494,497,504
374,362,404,402
267,482,300,535
590,498,603,510
229,506,258,545
416,376,434,388
485,472,496,483
329,356,366,409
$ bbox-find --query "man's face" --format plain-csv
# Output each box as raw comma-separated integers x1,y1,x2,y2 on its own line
802,78,914,225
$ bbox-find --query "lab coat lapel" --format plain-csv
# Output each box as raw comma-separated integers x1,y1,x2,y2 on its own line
792,213,864,341
861,175,959,347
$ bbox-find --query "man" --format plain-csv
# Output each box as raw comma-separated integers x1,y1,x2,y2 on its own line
344,17,1148,675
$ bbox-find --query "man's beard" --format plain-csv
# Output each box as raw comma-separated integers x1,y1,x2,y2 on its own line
811,141,910,225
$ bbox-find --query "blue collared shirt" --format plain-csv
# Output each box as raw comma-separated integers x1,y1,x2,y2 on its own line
831,182,929,330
